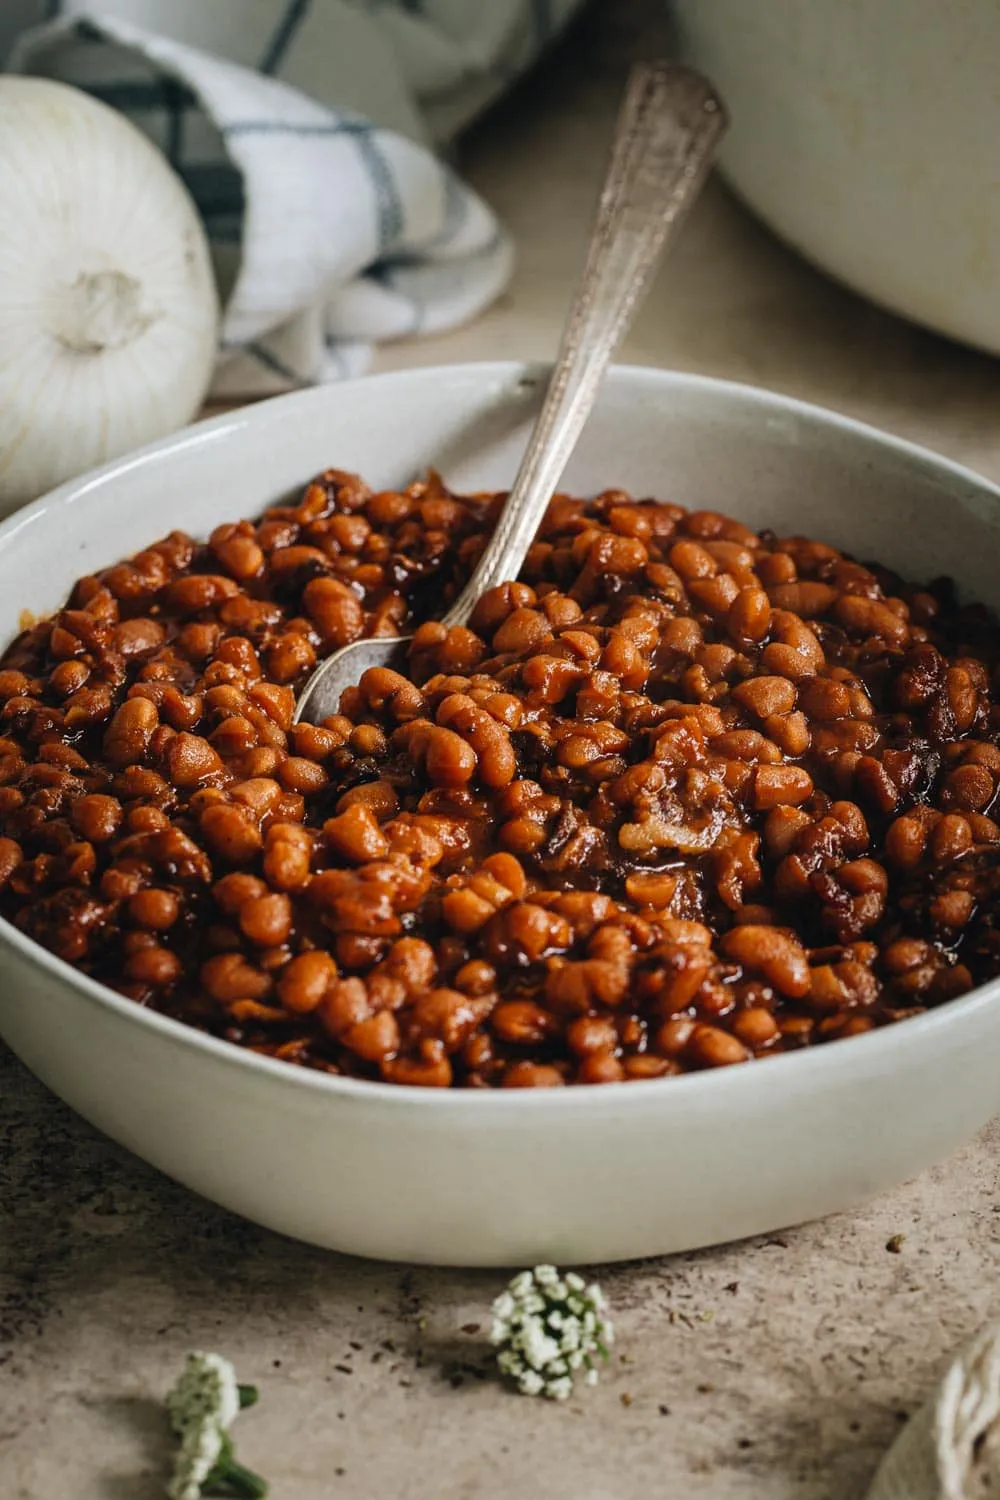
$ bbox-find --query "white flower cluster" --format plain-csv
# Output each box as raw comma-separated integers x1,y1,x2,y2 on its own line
490,1265,613,1400
166,1352,264,1500
167,1353,239,1500
168,1352,241,1441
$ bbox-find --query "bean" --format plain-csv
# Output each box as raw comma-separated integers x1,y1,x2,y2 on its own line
343,1010,400,1063
279,757,329,795
435,693,516,787
689,1025,750,1068
165,733,224,787
837,858,888,897
727,586,771,645
942,762,994,812
113,617,166,657
669,540,717,580
565,1015,619,1056
124,945,182,987
884,814,928,869
278,950,336,1014
688,573,741,617
324,804,389,862
200,804,262,863
213,534,265,580
492,607,551,655
266,634,316,683
250,682,295,731
0,836,22,886
732,676,797,719
576,1052,626,1083
721,926,811,999
930,814,973,863
732,1007,779,1048
0,670,30,701
126,888,178,931
104,697,158,766
762,611,825,678
164,574,239,615
501,1062,565,1088
424,726,477,788
263,824,313,890
300,578,363,646
765,711,810,757
197,951,267,1003
359,667,424,721
240,893,293,946
798,677,851,720
930,889,975,927
655,1017,696,1057
381,1053,453,1088
623,1055,674,1079
71,794,122,843
854,755,899,815
753,765,814,810
766,581,838,617
492,1000,555,1045
835,594,909,645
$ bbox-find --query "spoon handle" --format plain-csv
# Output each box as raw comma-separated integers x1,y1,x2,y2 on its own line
441,63,728,629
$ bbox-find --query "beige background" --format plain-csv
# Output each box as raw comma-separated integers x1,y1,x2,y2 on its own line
4,3,1000,1497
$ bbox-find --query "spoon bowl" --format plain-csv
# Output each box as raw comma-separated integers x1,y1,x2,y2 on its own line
295,633,411,723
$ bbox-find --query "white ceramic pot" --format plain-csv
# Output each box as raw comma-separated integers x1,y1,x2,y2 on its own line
672,0,1000,354
2,363,1000,1266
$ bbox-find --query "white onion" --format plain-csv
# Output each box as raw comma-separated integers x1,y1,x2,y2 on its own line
0,76,219,513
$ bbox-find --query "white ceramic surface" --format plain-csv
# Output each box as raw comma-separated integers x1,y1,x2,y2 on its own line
672,0,1000,356
2,362,1000,1267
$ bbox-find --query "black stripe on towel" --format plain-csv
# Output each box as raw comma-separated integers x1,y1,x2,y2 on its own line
259,0,312,75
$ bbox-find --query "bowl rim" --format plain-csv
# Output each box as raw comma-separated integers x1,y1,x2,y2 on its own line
3,357,1000,1115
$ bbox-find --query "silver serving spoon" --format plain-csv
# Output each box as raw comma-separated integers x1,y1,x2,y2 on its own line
294,63,728,726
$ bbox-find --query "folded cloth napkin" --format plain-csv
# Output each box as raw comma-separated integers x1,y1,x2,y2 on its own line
869,1325,1000,1500
9,0,583,396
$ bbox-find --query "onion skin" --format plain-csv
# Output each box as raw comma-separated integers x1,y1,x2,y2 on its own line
0,77,219,513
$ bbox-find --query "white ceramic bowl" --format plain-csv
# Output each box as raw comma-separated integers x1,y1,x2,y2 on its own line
2,362,1000,1267
672,0,1000,355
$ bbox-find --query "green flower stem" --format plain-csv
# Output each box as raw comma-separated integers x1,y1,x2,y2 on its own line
204,1433,268,1499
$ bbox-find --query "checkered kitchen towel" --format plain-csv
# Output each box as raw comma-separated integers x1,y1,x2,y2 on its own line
8,1,583,396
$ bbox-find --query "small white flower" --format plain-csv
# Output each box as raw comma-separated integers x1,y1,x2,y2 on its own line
168,1422,223,1500
490,1265,613,1401
168,1353,240,1438
493,1292,516,1320
165,1352,266,1499
546,1375,573,1401
521,1322,561,1370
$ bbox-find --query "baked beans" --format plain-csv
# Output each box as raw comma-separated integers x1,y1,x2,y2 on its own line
2,469,999,1087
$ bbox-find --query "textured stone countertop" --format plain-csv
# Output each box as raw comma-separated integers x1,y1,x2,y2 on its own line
4,4,1000,1497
